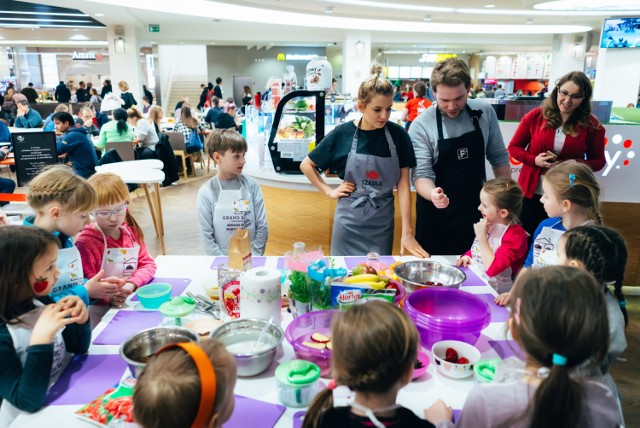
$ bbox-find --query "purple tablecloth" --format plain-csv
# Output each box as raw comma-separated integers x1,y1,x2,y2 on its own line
210,256,267,269
226,395,286,428
92,310,163,345
130,277,191,301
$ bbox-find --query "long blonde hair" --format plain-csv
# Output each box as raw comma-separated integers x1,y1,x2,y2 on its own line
27,165,96,214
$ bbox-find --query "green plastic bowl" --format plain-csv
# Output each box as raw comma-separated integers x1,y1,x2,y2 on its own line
136,283,172,309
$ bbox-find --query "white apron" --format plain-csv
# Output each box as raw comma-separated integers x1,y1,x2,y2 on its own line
51,244,85,301
532,219,565,268
470,223,513,293
97,225,140,279
212,176,256,254
0,300,68,426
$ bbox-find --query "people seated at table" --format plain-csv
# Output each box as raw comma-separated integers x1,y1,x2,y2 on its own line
1,89,17,124
43,104,70,132
133,338,237,428
148,105,164,135
0,226,92,427
14,100,43,128
205,97,224,128
82,102,109,130
141,96,151,114
433,267,623,428
78,106,100,137
174,105,205,154
174,97,190,120
77,173,157,306
118,80,137,110
96,108,134,152
0,120,10,142
214,103,239,130
197,130,268,256
53,112,99,179
127,106,159,158
21,82,39,103
304,301,443,428
0,146,15,206
54,81,71,103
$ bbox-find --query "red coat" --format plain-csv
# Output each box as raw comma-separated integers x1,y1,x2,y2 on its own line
508,107,605,198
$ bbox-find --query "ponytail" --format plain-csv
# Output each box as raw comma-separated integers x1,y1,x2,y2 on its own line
531,364,584,428
357,64,393,106
113,108,128,135
301,388,333,428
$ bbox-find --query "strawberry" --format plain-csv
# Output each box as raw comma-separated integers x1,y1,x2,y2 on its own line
445,347,458,363
457,357,470,364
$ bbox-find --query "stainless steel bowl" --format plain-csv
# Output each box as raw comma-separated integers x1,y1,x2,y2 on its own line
119,326,200,377
394,260,466,292
211,318,284,377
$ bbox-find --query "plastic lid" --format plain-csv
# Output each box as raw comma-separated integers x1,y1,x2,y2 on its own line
160,296,196,318
474,359,501,382
275,360,320,386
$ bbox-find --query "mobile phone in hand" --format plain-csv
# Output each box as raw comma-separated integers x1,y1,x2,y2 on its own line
546,151,558,162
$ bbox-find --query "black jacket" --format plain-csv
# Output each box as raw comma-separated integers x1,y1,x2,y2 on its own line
100,84,113,99
121,92,137,110
155,132,180,186
76,88,90,102
21,87,39,103
55,84,71,103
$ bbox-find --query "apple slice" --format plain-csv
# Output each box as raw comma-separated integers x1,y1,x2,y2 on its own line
326,341,333,350
311,332,331,344
303,340,328,350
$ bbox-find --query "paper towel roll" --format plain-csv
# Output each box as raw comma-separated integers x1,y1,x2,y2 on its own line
240,267,282,325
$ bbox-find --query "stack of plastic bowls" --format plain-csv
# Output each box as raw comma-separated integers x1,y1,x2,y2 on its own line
405,287,490,348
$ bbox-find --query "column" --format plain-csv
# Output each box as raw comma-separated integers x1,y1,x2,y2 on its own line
342,31,372,97
107,25,145,104
548,33,588,90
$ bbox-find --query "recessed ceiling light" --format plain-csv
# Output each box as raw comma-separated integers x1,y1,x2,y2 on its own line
325,6,333,14
423,14,431,21
95,13,104,17
484,4,495,8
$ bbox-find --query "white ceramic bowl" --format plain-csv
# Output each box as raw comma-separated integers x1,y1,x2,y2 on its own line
431,340,481,379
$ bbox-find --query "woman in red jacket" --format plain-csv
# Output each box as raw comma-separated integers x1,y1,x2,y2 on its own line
508,71,605,236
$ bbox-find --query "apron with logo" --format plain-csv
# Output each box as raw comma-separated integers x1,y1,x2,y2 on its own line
416,105,486,255
532,219,565,268
331,120,400,256
212,176,256,254
97,225,140,279
51,244,86,304
470,223,513,293
0,300,68,426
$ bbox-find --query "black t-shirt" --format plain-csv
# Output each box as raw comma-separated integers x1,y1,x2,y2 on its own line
215,113,236,130
308,120,416,179
316,406,436,428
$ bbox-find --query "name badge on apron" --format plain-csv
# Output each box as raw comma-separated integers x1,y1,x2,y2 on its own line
233,199,250,213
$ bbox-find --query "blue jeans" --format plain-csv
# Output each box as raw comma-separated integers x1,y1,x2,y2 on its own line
0,177,16,207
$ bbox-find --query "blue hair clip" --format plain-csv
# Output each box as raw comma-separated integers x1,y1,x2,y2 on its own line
568,173,576,188
552,353,567,366
619,299,627,308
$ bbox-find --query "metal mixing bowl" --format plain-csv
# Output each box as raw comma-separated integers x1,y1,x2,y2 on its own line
394,260,466,292
119,326,200,377
211,318,284,377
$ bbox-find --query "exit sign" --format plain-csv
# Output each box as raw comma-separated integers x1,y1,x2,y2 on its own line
148,25,160,33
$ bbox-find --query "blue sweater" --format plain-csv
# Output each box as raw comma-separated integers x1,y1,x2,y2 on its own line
524,217,566,267
56,127,97,179
0,121,10,142
14,108,43,129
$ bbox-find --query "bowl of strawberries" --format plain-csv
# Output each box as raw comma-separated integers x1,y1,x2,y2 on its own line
431,340,481,379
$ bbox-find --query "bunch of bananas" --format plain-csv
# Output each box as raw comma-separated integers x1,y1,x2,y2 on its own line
342,274,390,290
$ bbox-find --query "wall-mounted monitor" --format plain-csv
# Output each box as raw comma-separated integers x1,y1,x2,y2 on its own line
600,18,640,48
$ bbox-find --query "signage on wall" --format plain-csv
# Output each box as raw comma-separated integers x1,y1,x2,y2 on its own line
148,24,160,33
72,51,101,61
418,53,457,63
277,53,319,61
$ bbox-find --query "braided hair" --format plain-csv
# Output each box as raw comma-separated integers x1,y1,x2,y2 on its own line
27,165,97,214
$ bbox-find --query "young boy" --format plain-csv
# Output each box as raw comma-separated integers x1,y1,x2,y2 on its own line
197,130,268,256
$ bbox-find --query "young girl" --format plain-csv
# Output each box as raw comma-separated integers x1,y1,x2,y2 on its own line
431,266,622,428
76,173,157,306
300,64,428,258
495,161,601,305
26,165,125,306
303,301,444,428
0,226,91,426
197,130,268,256
133,338,237,428
558,225,628,420
456,177,528,293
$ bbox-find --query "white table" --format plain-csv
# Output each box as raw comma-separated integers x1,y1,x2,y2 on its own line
95,160,166,254
14,255,513,427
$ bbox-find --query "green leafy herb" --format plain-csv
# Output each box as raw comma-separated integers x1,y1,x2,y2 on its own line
288,270,310,303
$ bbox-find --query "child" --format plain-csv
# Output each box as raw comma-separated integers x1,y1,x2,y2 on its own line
197,130,268,256
495,161,601,306
431,266,622,428
76,173,157,306
26,165,125,306
0,226,91,426
558,225,628,420
133,338,237,428
303,301,446,428
456,178,527,293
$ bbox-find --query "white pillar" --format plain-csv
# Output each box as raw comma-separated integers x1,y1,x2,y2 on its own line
342,31,372,97
106,25,145,105
593,47,640,107
548,33,587,90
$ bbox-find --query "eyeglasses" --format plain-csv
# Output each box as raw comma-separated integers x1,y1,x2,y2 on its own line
558,89,584,101
93,204,128,218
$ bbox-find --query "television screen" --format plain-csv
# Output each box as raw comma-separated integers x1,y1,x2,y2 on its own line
601,18,640,48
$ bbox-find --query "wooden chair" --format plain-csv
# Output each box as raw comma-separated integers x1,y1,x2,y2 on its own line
165,131,196,180
105,141,135,161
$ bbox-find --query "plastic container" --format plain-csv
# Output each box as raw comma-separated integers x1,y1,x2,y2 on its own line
474,359,501,383
412,349,429,380
405,288,490,348
275,360,321,407
159,296,196,326
306,57,332,91
285,310,336,377
135,283,172,309
431,340,481,379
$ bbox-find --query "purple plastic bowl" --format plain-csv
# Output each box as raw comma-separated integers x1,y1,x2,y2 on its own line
285,310,338,377
392,280,407,306
405,288,490,348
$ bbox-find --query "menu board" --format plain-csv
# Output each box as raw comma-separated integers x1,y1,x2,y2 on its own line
12,132,58,186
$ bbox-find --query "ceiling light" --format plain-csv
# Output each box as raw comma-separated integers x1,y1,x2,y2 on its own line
95,13,105,16
0,17,94,23
423,14,431,21
484,4,495,8
325,6,333,14
0,40,108,46
3,11,87,17
533,0,640,11
69,34,90,40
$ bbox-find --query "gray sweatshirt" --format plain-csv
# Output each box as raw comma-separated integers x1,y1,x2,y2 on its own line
197,174,268,256
409,99,509,185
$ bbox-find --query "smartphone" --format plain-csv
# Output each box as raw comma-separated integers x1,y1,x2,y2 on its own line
546,151,558,162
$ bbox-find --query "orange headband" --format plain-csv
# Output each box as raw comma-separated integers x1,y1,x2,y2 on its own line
157,342,217,428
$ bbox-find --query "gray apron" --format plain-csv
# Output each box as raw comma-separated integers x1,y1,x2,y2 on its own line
331,121,400,256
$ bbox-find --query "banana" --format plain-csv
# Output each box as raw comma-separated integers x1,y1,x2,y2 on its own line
343,274,379,284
